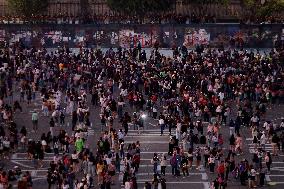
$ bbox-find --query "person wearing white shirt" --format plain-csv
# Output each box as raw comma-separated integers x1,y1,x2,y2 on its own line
260,132,267,150
152,107,158,119
176,122,181,140
62,182,69,189
263,121,268,129
105,155,112,165
251,115,259,126
124,179,131,189
118,129,125,143
159,118,165,136
218,91,225,101
249,167,257,188
280,119,284,129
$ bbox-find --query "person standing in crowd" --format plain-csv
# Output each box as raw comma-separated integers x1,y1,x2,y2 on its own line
159,115,165,136
0,43,282,189
160,153,167,176
31,111,38,132
265,152,272,174
151,153,160,175
170,151,178,176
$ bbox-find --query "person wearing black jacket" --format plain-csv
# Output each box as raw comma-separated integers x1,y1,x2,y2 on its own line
122,112,131,135
71,111,78,131
181,154,189,176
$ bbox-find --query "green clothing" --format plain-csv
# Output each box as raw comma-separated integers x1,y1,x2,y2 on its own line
32,112,38,121
75,138,84,152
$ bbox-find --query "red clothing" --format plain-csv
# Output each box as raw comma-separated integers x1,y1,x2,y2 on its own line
217,164,225,174
151,95,157,102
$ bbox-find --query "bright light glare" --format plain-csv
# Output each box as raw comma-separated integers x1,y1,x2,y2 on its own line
141,114,147,119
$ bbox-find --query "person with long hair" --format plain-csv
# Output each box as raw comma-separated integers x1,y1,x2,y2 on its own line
235,133,243,155
265,152,272,174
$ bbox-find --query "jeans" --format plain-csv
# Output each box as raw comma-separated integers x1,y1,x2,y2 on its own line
153,162,158,174
43,108,49,116
87,162,96,176
133,123,138,130
171,165,178,175
160,124,165,135
229,127,234,136
118,106,123,119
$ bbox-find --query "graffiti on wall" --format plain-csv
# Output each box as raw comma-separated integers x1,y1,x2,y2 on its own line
119,29,158,48
0,25,281,48
183,28,210,48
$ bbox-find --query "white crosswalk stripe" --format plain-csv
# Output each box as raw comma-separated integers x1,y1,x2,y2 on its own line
122,129,210,189
247,139,284,185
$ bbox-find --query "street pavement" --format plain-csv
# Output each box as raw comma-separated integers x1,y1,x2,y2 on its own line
122,127,210,189
2,82,284,189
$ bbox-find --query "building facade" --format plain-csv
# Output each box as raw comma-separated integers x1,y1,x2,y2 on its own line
0,0,242,19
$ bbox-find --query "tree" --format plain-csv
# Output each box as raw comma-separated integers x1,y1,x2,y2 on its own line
183,0,229,16
106,0,174,16
257,0,284,17
7,0,48,17
242,0,284,18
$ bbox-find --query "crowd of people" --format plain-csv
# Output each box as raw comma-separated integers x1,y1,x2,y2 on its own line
0,39,283,189
0,13,218,25
0,13,283,25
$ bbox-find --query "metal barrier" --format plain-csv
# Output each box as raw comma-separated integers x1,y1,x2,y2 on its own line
0,24,283,48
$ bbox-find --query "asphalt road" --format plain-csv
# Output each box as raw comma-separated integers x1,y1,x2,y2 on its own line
2,82,284,189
